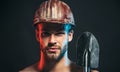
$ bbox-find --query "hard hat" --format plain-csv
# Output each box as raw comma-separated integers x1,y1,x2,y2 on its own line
33,0,75,26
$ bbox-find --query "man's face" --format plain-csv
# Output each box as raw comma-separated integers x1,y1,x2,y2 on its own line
35,23,73,60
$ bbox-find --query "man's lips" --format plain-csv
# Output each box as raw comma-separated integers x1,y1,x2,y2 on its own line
47,48,60,52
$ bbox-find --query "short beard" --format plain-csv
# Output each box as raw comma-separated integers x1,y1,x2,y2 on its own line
57,45,67,61
41,44,68,61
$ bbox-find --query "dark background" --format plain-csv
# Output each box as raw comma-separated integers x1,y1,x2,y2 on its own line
1,0,120,72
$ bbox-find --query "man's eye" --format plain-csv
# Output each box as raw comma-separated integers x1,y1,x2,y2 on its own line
41,32,50,37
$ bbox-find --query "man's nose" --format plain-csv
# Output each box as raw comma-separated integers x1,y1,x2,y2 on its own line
48,34,57,44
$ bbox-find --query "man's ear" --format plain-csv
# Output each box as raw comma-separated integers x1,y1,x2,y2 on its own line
35,29,40,42
68,30,74,42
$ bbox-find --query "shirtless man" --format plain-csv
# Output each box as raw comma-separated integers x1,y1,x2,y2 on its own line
20,0,99,72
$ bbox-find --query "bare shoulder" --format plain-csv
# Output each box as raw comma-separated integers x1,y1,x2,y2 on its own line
91,70,99,72
19,63,39,72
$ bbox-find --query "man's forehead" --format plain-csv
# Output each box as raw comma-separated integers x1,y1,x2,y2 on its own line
37,23,66,31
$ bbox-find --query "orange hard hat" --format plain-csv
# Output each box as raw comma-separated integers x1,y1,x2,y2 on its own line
33,0,75,26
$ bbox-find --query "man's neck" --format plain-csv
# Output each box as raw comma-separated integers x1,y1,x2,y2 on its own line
38,51,72,72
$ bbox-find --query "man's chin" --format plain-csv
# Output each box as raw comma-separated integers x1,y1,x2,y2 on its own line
46,53,59,60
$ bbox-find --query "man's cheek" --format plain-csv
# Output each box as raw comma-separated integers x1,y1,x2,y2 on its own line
62,38,68,45
40,39,48,49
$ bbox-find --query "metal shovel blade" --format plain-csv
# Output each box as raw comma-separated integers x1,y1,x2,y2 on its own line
76,32,100,71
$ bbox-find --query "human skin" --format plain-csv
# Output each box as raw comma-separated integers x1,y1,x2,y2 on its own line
35,23,73,60
19,23,99,72
35,23,74,72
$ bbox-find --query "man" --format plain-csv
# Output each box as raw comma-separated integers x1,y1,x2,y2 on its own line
20,0,98,72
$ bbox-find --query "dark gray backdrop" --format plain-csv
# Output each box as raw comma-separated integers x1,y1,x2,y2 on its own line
2,0,120,72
